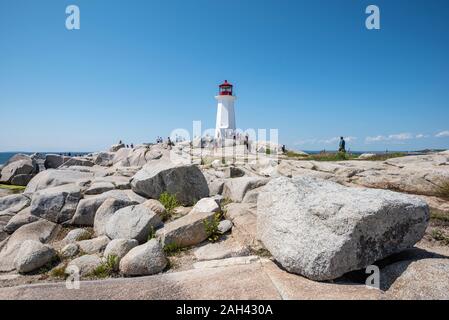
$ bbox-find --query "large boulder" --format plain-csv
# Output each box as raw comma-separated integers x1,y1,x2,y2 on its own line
66,254,102,277
222,177,269,203
110,143,125,152
59,158,94,168
4,207,39,234
190,197,220,215
62,228,91,243
30,184,82,223
156,211,216,247
10,174,35,186
0,156,37,184
131,162,209,206
103,239,138,269
44,154,70,169
257,176,429,281
0,220,59,272
119,239,167,276
77,236,110,254
71,190,141,226
14,240,56,273
0,194,31,214
105,204,162,243
84,182,115,195
25,169,93,193
93,198,135,236
93,152,115,167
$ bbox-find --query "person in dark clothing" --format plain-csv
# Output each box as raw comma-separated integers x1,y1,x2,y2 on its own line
339,137,346,153
282,145,286,153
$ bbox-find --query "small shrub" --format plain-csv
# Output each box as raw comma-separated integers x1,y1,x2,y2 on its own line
430,210,449,223
265,148,272,155
159,192,179,221
435,181,449,201
203,213,222,243
148,226,156,241
50,264,68,279
430,229,449,245
90,255,118,278
163,242,184,256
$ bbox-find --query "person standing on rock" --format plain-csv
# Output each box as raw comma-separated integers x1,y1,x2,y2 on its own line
339,137,346,153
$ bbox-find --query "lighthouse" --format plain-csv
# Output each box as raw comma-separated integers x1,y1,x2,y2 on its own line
215,80,236,141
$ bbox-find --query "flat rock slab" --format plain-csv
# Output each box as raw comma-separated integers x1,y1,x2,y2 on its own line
194,236,249,261
0,260,382,300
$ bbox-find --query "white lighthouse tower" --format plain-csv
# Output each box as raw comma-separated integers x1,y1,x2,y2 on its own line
215,80,236,141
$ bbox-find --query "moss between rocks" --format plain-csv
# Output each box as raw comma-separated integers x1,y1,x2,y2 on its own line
0,184,26,193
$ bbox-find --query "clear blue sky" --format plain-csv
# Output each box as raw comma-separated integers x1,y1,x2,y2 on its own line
1,0,448,152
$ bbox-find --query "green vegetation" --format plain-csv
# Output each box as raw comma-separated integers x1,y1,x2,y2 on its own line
163,242,185,256
159,192,179,221
0,184,26,193
90,255,118,278
251,247,272,258
285,150,308,158
435,180,449,201
430,229,449,246
203,213,222,243
306,152,358,162
148,226,156,241
359,152,407,161
265,148,272,155
430,210,449,223
50,263,68,279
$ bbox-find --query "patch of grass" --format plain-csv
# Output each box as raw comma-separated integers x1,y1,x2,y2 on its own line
50,263,68,279
306,152,358,162
203,213,222,243
90,255,118,279
265,148,272,155
163,242,185,256
148,226,156,241
360,152,407,161
435,180,449,201
251,247,272,258
285,150,308,158
430,229,449,245
0,184,26,193
430,210,449,223
159,192,179,221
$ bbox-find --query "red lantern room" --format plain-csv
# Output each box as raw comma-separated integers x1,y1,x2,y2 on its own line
219,80,233,96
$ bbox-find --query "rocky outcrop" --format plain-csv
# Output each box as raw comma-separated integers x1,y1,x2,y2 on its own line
0,220,59,272
105,204,162,243
14,240,56,273
25,169,93,193
0,194,31,215
62,228,91,243
4,207,39,234
0,155,38,184
44,154,70,170
67,254,102,276
109,144,125,152
223,177,269,202
257,176,429,281
59,158,94,168
77,236,110,254
30,184,82,223
119,239,167,276
93,152,115,166
93,198,134,236
60,243,79,258
190,197,220,214
156,211,216,247
103,239,138,269
71,190,142,226
131,162,209,205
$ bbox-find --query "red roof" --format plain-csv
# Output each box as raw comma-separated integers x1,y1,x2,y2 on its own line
219,80,233,87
